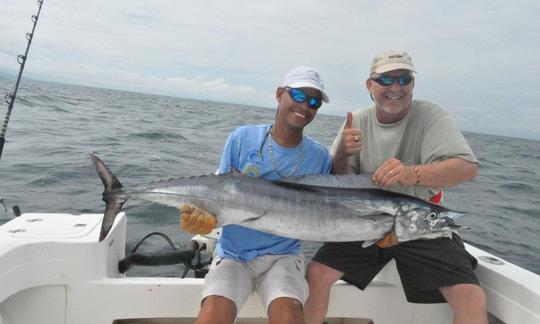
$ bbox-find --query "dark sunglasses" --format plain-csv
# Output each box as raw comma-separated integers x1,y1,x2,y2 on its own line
371,74,414,86
285,87,323,109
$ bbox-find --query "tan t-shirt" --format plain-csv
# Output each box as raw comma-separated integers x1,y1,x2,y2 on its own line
330,100,477,200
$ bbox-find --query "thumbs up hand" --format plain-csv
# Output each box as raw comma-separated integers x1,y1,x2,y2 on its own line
332,112,362,174
339,112,363,156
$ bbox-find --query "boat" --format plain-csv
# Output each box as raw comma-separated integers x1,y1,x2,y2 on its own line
1,211,539,324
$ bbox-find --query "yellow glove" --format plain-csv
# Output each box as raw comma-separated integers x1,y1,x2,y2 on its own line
376,231,400,248
178,204,217,235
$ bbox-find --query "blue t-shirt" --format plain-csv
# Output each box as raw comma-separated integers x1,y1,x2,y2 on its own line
216,124,332,262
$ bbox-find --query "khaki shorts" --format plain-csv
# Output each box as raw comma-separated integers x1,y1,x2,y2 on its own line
202,254,308,313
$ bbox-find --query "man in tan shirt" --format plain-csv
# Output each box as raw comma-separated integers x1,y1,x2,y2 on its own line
304,49,488,324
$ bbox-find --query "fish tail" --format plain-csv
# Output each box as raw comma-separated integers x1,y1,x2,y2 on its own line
90,154,126,241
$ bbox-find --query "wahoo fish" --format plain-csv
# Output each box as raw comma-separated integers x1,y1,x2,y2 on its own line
91,154,465,243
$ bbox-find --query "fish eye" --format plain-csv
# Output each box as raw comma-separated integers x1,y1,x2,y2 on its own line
427,211,438,220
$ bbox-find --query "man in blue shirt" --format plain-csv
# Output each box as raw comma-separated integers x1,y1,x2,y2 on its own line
181,66,333,324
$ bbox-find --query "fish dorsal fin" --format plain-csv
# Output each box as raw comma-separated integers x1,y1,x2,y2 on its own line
281,173,379,189
272,180,323,192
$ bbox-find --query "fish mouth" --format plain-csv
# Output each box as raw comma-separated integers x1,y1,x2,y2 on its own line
437,216,459,228
444,211,466,220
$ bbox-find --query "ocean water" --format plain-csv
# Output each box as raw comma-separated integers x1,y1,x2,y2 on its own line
1,78,539,278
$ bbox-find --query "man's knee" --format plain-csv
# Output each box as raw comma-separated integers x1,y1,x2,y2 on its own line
269,296,303,311
268,297,304,324
306,261,343,288
441,284,487,310
196,295,237,324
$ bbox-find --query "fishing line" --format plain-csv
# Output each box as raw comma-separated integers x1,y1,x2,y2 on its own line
0,0,45,160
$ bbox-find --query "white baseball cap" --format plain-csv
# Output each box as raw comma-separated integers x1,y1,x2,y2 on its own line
281,66,329,103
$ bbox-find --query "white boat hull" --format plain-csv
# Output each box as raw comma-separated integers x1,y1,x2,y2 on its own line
0,213,538,324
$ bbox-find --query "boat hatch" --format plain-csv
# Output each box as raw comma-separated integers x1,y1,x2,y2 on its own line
0,213,101,239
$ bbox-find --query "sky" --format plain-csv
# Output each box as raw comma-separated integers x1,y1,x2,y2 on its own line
1,0,539,140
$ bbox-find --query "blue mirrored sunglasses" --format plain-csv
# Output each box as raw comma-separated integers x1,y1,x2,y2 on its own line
285,87,323,109
371,74,414,86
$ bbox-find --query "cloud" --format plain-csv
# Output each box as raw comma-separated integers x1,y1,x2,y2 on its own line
1,0,539,139
22,57,271,106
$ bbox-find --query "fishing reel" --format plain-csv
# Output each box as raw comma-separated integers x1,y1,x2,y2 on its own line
190,227,221,256
118,228,221,278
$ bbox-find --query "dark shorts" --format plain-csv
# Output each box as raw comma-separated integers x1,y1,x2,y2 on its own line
311,235,479,303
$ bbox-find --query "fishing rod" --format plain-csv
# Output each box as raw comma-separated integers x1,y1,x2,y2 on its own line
0,0,45,160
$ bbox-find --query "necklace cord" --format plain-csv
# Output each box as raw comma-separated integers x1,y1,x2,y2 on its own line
266,125,304,178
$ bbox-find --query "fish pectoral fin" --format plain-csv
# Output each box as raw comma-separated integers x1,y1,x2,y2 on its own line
239,210,268,224
362,239,380,248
